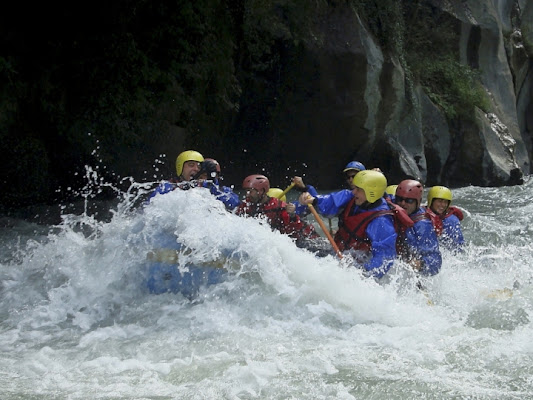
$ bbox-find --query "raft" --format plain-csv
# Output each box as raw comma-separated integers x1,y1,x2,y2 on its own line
145,248,228,299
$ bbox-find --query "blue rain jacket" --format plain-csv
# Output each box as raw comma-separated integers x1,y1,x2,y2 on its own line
292,184,320,216
147,179,239,210
317,195,396,278
349,198,397,278
402,208,442,276
148,181,175,200
203,180,240,210
440,214,465,252
293,188,354,218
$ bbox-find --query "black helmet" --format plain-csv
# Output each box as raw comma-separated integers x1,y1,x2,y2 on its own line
194,159,220,180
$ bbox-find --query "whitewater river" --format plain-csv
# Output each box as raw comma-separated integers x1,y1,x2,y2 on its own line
1,178,532,399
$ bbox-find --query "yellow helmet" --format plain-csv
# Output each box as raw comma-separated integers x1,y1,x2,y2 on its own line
352,170,387,203
385,185,398,196
175,150,204,177
427,186,452,209
267,188,286,202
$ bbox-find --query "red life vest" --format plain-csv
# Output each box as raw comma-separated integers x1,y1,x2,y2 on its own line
425,206,464,236
446,206,464,221
396,209,430,258
236,197,318,240
334,198,397,252
424,208,443,235
386,199,415,234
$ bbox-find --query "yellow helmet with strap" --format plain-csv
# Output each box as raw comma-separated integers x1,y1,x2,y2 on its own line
427,186,452,209
352,170,387,203
176,150,204,177
267,188,286,202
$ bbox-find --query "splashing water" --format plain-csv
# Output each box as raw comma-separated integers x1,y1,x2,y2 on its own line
1,174,532,399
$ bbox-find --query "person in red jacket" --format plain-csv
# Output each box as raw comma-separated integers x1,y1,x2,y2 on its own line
235,174,319,246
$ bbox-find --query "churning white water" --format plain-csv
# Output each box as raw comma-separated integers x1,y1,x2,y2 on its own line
1,177,532,399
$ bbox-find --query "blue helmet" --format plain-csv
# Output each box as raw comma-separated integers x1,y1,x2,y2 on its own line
343,161,366,173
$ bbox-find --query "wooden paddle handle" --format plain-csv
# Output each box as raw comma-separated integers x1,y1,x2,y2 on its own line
307,204,343,259
277,182,295,199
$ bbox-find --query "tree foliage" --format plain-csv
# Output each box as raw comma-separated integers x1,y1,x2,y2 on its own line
0,0,495,209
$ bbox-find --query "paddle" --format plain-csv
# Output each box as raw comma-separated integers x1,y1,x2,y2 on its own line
307,204,343,259
483,287,513,300
415,280,434,306
327,217,334,235
277,182,295,199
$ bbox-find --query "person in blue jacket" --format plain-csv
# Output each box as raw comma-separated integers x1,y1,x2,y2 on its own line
394,180,442,276
148,149,205,200
287,161,366,217
425,186,465,252
299,170,397,279
193,158,240,210
147,150,239,210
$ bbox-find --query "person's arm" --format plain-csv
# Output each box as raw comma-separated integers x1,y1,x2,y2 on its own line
312,189,354,217
363,216,397,278
278,208,310,240
292,176,318,196
208,182,240,210
146,181,175,203
408,220,442,276
290,180,319,216
442,215,465,250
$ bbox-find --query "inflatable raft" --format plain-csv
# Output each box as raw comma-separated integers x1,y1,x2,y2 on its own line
145,248,228,298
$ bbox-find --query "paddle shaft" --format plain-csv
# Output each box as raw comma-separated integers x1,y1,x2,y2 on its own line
277,182,295,199
307,204,343,259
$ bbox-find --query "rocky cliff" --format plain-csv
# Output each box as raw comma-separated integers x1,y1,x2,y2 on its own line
231,0,532,188
1,0,531,208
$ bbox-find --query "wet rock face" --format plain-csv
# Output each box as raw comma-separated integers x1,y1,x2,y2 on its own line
285,0,532,188
224,0,531,190
2,1,532,209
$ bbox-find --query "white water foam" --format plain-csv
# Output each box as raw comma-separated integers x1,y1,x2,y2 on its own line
1,181,532,399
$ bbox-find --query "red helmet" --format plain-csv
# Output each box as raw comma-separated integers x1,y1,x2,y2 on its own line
242,174,270,195
396,179,423,205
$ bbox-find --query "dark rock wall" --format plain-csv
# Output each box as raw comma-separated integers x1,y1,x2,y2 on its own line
1,0,532,210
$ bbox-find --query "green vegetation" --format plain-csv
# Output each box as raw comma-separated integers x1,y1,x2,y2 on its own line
0,0,496,208
413,57,491,119
401,1,491,119
354,0,491,120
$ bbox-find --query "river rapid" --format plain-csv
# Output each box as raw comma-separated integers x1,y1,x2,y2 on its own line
1,177,532,399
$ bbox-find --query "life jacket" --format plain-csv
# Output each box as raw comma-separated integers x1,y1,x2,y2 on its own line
237,197,286,228
260,197,319,240
424,207,443,235
395,208,430,260
385,199,415,233
294,215,320,240
259,197,293,233
334,198,405,252
445,206,464,221
237,197,316,240
425,206,463,236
